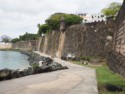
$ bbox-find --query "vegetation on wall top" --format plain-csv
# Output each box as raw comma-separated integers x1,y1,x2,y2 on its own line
11,32,38,43
37,13,83,36
101,2,122,17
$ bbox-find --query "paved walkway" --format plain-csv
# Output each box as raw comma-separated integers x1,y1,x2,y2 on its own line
0,52,98,94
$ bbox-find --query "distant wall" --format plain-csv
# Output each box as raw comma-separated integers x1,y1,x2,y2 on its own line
12,40,38,50
0,43,12,49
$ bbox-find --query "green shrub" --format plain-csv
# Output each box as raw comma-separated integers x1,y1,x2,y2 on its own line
81,56,91,61
45,13,83,30
38,24,51,36
81,56,101,61
31,63,39,68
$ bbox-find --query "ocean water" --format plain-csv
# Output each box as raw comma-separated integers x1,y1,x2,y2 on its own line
0,51,30,70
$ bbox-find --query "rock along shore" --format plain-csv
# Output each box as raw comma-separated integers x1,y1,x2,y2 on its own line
0,50,68,81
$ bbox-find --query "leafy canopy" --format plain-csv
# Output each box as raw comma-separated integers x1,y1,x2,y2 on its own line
101,2,122,16
2,37,10,43
45,13,83,30
37,13,83,35
38,24,50,36
11,38,20,43
19,32,38,41
11,33,38,43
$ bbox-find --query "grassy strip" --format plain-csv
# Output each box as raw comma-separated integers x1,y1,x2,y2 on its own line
71,61,125,94
0,48,20,51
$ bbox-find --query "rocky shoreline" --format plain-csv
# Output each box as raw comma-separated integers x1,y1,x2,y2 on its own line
0,50,68,81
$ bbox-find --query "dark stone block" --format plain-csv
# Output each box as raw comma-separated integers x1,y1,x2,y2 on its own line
33,66,43,74
0,69,12,80
106,84,123,92
107,51,125,78
11,70,20,78
42,66,53,72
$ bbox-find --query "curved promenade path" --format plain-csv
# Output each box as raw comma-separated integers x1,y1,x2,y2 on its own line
0,52,98,94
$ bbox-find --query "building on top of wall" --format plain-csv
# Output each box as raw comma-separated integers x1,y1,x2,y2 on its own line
78,13,106,23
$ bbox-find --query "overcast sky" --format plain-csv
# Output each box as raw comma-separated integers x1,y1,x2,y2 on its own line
0,0,123,38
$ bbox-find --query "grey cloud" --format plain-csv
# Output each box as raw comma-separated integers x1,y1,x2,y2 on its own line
0,0,123,38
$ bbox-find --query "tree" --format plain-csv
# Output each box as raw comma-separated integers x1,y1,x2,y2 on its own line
19,32,38,41
45,13,83,30
2,38,10,43
11,33,38,43
38,24,50,36
11,38,20,43
101,2,122,16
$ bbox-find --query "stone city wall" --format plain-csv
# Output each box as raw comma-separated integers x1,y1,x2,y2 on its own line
39,31,61,57
39,21,113,60
108,0,125,77
62,22,111,59
13,20,113,61
12,19,113,62
113,0,125,56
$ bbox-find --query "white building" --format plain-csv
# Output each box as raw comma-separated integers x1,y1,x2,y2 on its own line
78,13,106,23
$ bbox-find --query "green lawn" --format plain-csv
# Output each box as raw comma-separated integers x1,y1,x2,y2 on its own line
71,61,125,94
